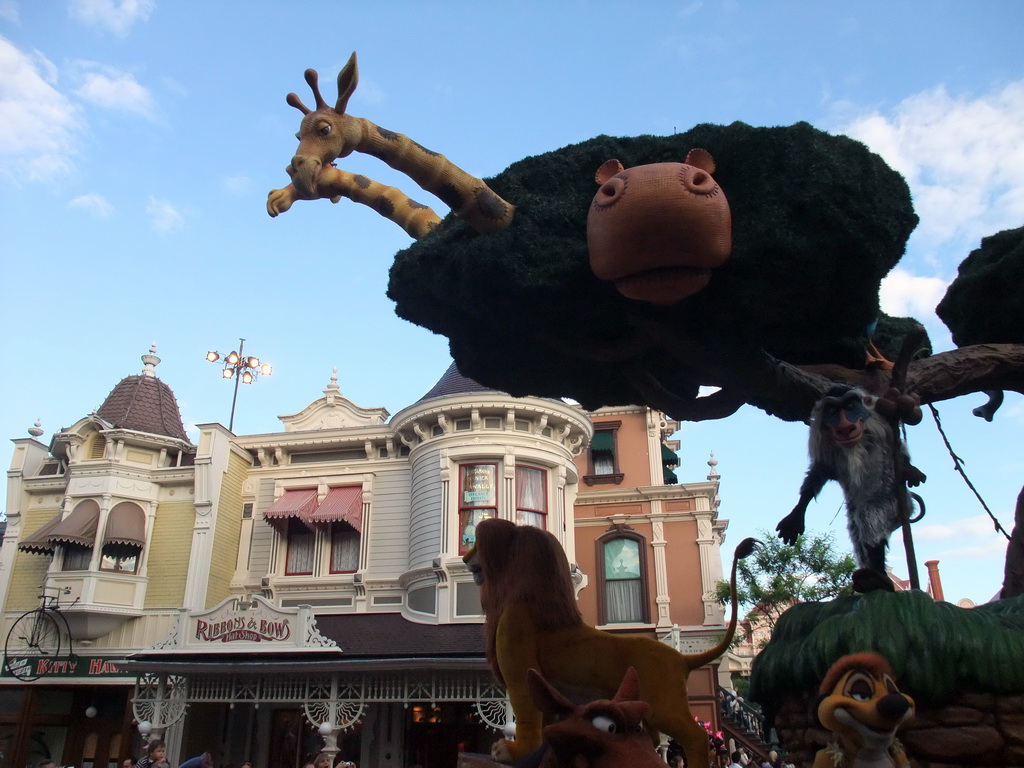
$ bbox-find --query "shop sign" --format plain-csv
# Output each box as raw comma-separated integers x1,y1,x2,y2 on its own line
144,595,338,654
1,655,130,679
194,614,291,643
186,595,306,648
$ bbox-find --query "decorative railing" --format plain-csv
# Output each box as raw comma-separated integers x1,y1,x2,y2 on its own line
719,686,777,749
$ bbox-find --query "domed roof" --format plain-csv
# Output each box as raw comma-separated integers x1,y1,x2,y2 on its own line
418,361,502,401
95,346,189,442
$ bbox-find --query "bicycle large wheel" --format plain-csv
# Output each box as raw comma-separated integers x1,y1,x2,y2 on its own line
4,609,62,681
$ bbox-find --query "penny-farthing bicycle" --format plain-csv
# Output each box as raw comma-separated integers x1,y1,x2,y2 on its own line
3,586,77,681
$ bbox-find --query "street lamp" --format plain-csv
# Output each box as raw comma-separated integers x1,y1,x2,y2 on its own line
206,338,272,432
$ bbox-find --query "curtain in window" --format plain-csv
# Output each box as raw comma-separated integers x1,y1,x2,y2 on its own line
286,530,315,575
63,544,92,571
593,452,615,475
516,467,546,528
605,578,643,623
516,468,544,509
331,525,360,572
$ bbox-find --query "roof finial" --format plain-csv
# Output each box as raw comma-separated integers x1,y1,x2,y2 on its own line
324,366,341,397
707,450,719,480
141,343,160,377
28,418,44,438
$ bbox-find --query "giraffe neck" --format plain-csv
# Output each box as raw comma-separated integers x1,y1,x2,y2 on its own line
349,116,514,234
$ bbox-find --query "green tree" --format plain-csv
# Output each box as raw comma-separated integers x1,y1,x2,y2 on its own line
715,530,856,643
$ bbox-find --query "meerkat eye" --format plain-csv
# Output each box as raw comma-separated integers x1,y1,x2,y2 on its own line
844,672,874,702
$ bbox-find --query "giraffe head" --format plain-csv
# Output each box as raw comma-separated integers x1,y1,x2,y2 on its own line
284,52,364,199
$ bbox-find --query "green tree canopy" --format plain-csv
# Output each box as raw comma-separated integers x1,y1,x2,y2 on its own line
715,530,856,638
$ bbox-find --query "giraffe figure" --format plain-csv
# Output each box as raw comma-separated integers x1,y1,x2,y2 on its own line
267,52,515,236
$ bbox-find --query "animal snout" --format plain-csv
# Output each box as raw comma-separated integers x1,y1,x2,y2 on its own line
876,693,911,721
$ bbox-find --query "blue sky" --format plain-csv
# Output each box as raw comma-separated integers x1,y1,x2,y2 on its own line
1,1,1022,605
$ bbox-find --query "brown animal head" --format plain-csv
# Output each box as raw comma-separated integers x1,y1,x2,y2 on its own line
815,652,915,757
526,667,664,768
462,518,583,683
284,53,366,199
586,148,731,305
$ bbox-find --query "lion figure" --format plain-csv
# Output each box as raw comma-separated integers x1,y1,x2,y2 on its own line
464,518,756,767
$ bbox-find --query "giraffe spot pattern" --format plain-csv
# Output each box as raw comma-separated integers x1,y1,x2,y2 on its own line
475,187,509,220
353,174,372,189
436,183,465,211
374,197,396,217
412,141,440,157
407,199,430,210
376,126,399,141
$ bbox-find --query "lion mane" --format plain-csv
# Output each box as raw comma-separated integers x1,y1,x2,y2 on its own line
473,518,583,684
464,517,756,768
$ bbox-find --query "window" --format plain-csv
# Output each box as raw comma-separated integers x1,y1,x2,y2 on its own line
62,544,92,571
585,421,623,485
598,532,648,625
100,544,139,573
285,518,315,575
515,466,547,529
330,522,359,573
459,463,496,554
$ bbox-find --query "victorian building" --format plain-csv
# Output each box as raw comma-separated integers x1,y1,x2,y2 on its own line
1,350,732,768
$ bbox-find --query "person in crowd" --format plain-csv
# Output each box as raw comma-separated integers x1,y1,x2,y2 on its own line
728,752,744,768
179,753,214,768
134,741,166,768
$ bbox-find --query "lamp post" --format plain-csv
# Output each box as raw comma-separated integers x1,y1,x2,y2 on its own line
205,338,272,432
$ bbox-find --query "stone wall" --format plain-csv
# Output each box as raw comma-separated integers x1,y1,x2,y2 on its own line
772,691,1024,767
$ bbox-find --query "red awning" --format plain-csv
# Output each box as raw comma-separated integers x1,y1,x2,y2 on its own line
263,488,318,525
104,502,146,547
48,500,100,547
309,486,363,531
18,511,65,554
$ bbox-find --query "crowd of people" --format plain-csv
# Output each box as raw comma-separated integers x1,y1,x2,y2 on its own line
36,743,359,768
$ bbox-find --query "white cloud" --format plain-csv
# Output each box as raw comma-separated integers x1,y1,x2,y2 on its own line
839,82,1024,255
146,196,184,232
222,175,251,195
68,192,114,217
0,36,83,182
73,61,156,118
912,513,1009,545
68,0,154,37
879,269,948,318
0,1,19,24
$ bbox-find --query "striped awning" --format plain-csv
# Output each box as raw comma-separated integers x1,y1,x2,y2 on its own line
48,500,100,547
263,488,319,525
104,502,146,547
309,486,363,531
18,511,65,554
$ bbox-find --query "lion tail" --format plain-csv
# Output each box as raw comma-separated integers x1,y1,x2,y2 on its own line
683,537,758,669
